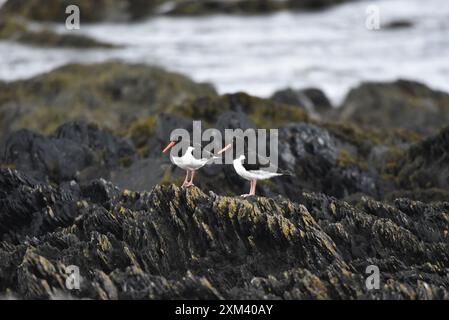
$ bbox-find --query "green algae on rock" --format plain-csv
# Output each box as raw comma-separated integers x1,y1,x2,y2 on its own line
393,126,449,193
168,92,309,128
0,62,216,140
1,169,448,299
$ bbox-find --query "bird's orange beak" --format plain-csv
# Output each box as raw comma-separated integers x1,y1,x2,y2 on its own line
217,143,232,155
163,141,177,153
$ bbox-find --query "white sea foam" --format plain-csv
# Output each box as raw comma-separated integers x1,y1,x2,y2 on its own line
0,0,448,105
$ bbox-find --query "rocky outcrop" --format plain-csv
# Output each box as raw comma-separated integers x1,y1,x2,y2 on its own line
339,80,449,136
277,123,382,199
0,121,137,183
168,92,309,128
0,62,216,140
1,169,448,299
271,87,333,118
393,126,449,192
0,114,392,202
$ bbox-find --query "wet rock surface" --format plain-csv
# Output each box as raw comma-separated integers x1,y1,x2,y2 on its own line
1,170,448,299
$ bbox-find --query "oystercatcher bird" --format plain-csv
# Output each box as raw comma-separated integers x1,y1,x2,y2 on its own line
217,139,292,197
163,138,219,188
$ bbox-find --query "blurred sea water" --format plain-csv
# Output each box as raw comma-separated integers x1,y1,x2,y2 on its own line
0,0,448,105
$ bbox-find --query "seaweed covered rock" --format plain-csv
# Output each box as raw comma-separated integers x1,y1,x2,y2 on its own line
0,62,216,140
1,169,448,299
339,80,449,136
0,112,402,203
127,92,303,156
391,126,449,198
168,92,309,128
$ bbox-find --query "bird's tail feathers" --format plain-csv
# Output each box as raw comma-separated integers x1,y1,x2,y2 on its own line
206,156,221,163
278,168,295,176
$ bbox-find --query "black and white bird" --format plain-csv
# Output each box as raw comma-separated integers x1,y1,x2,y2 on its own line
163,138,218,188
217,139,292,197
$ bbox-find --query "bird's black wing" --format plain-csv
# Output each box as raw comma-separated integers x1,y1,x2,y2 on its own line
243,153,271,171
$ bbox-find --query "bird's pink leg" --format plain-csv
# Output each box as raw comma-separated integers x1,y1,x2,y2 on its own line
181,170,190,187
250,179,257,196
241,180,254,197
185,170,196,188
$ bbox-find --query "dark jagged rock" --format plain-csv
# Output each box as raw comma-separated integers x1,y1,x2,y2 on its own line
0,62,216,140
392,126,449,192
0,169,81,242
1,169,448,299
155,113,195,145
0,121,136,183
109,158,168,192
271,87,332,118
276,123,381,199
339,80,449,136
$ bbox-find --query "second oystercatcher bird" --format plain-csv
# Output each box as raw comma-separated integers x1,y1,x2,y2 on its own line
217,139,292,197
163,138,219,188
